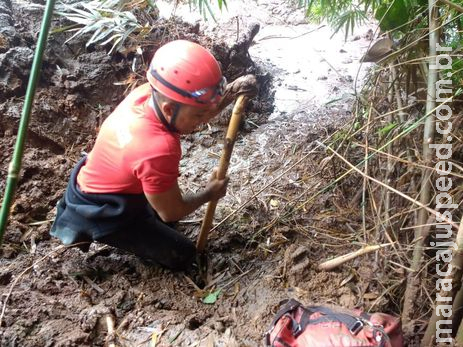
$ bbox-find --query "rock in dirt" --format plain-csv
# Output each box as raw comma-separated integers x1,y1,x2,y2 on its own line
284,244,312,284
0,46,33,99
0,0,17,53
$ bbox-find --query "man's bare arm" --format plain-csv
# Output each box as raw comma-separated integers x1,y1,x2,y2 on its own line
145,173,228,222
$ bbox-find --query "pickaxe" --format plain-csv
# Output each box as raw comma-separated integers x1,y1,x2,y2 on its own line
196,95,248,252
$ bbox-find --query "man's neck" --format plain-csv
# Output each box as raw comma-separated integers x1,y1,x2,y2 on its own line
150,91,178,133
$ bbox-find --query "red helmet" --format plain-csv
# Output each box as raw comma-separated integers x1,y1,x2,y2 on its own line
147,40,226,108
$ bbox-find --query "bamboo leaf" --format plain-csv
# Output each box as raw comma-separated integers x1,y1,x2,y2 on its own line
378,122,398,136
58,14,93,25
92,26,117,43
108,36,123,54
202,289,221,304
56,0,142,54
87,26,104,46
64,27,89,44
65,5,96,19
99,33,121,46
146,0,156,10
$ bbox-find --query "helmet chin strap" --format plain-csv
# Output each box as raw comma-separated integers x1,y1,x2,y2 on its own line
151,90,179,133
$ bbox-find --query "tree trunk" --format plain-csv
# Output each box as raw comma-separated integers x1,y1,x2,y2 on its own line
402,0,439,327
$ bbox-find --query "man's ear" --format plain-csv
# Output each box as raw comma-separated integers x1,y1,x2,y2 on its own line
160,101,175,119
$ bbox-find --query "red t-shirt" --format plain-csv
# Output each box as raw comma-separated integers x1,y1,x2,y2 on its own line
77,83,181,195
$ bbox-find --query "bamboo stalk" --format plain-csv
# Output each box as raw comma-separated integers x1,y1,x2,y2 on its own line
402,0,439,327
377,67,395,242
422,220,463,345
457,322,463,345
362,105,372,242
353,143,463,179
196,96,248,252
453,288,463,339
0,0,56,244
318,243,394,271
390,64,406,124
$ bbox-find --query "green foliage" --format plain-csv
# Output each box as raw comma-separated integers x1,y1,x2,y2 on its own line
217,0,228,11
440,4,463,88
295,0,381,38
55,0,230,54
56,0,152,54
375,0,409,32
298,0,429,37
334,8,368,40
444,56,463,88
189,0,228,22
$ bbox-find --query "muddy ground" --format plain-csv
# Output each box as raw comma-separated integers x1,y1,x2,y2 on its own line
0,0,409,346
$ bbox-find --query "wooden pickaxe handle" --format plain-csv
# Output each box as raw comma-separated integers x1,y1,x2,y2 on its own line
196,95,248,252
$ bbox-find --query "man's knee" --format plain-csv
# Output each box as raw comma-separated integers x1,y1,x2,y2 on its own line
162,240,196,271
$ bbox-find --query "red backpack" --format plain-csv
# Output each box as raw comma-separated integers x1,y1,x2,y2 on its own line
265,299,404,347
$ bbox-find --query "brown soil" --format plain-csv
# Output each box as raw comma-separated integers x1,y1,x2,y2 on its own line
0,0,402,346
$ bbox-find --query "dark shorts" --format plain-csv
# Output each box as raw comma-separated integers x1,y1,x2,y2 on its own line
50,157,196,271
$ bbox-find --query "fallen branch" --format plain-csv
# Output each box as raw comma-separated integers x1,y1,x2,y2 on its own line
318,243,394,271
297,96,453,212
83,275,105,294
105,314,116,347
353,142,463,180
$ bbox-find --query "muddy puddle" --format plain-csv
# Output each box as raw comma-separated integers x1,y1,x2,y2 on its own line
0,0,386,346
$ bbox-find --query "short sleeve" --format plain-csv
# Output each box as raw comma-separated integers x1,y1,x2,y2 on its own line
134,153,180,194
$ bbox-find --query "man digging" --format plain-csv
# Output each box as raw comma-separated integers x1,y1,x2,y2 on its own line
50,40,257,271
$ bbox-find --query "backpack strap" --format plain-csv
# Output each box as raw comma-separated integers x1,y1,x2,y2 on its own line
267,302,391,347
273,337,292,347
265,299,303,346
269,299,302,327
300,306,389,346
301,306,365,335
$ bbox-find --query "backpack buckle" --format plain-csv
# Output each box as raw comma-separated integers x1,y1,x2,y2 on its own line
292,323,303,337
350,320,364,335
